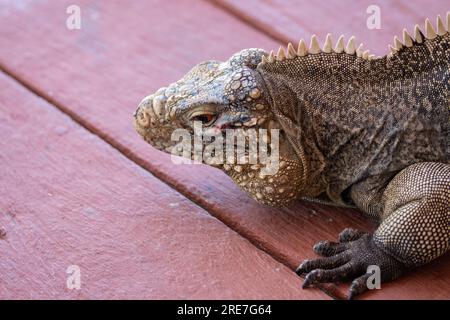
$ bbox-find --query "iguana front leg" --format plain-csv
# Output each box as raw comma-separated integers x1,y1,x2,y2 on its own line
296,162,450,298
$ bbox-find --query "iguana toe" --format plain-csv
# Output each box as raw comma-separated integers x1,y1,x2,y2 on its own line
348,274,372,300
311,228,366,256
313,240,349,257
297,251,350,273
338,228,366,243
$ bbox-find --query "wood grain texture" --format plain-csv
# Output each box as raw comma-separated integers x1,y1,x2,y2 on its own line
0,72,329,299
214,0,450,56
0,0,448,299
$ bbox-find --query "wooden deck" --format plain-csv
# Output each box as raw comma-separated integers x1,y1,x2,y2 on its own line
0,0,449,299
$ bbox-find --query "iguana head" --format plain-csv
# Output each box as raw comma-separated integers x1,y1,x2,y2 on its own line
133,49,304,206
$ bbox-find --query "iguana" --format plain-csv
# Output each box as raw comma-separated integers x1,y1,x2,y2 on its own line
133,14,450,299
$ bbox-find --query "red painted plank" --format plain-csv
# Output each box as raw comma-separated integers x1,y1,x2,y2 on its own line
0,0,448,299
214,0,450,56
0,72,328,299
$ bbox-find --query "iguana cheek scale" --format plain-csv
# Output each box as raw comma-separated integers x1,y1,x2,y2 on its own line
134,14,450,299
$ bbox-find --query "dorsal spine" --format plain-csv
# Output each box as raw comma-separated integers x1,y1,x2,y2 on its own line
258,12,450,67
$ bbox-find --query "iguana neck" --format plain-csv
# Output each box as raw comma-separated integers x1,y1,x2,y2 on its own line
257,31,450,203
257,68,328,198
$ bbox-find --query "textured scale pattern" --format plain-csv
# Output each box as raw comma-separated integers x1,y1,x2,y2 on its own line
374,162,449,267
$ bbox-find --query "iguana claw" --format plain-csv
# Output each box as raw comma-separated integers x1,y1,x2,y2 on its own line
296,228,406,299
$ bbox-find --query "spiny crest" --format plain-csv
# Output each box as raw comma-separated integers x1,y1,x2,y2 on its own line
259,12,450,66
388,13,449,55
259,33,375,67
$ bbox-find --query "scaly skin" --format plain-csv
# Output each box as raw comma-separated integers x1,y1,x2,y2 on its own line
134,14,450,298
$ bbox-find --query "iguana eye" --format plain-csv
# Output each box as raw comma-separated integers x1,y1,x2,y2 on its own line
190,113,217,126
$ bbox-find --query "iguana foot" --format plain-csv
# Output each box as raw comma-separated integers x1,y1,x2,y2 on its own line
296,228,406,299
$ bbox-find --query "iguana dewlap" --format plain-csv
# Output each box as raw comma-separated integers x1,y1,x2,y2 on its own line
134,14,450,299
